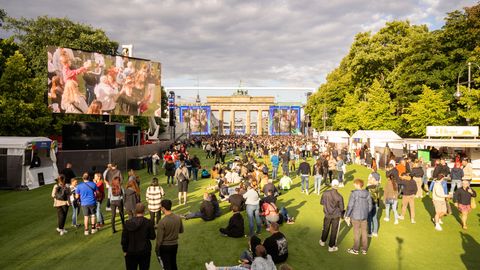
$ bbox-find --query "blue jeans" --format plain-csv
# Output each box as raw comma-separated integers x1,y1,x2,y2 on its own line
280,207,290,221
96,201,104,224
337,171,344,183
385,200,398,222
192,167,199,181
368,204,379,234
72,205,79,226
272,166,279,180
450,179,462,193
246,204,262,236
301,175,309,192
314,175,322,193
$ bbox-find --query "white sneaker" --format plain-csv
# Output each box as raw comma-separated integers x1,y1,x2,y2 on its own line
383,217,390,222
205,261,216,270
91,228,98,234
84,230,90,236
372,233,378,237
56,228,62,233
411,219,416,224
339,183,344,187
398,215,405,220
328,246,338,252
435,224,443,231
319,240,325,246
394,220,399,225
62,229,68,234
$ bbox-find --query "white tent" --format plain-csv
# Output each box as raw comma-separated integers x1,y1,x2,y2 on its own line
351,130,403,167
318,131,350,144
0,137,58,190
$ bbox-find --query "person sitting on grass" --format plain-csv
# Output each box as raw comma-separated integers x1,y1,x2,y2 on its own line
219,205,244,238
183,192,215,221
279,175,293,191
263,222,288,264
205,245,276,270
210,194,222,218
228,188,245,211
260,196,280,231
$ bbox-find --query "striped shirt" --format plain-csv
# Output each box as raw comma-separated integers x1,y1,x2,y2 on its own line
146,186,164,212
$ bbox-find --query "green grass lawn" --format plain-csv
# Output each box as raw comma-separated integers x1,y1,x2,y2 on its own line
1,147,479,270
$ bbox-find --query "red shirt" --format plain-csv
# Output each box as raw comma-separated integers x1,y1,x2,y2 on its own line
95,180,105,202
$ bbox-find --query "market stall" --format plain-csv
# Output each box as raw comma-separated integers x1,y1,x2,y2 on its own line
350,130,403,168
0,137,58,190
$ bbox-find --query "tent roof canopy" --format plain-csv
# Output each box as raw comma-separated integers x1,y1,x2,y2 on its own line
351,130,402,141
404,138,480,148
0,137,52,149
319,131,350,138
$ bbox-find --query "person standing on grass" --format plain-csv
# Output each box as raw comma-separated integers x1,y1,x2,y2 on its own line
244,183,262,237
75,173,98,236
450,162,464,194
396,172,418,224
109,176,125,233
93,173,105,229
270,151,280,181
125,180,141,220
165,158,176,187
175,162,190,205
152,152,160,176
319,180,344,252
191,155,201,181
366,176,381,237
298,157,311,195
122,203,156,270
411,161,424,198
336,156,345,187
69,178,80,228
146,178,165,226
453,180,477,230
432,174,452,231
52,175,70,236
156,200,184,270
383,174,399,224
313,159,324,195
60,162,76,185
345,179,372,255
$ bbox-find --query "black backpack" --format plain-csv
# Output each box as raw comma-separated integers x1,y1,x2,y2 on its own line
55,186,69,201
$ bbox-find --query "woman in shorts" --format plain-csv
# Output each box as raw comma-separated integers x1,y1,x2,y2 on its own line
453,180,477,230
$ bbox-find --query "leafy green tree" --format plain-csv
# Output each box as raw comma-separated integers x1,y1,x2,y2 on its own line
0,51,51,135
458,85,480,125
361,80,400,130
402,86,456,137
333,92,364,133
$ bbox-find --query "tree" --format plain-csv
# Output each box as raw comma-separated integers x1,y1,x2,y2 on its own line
0,51,51,135
458,85,480,125
333,92,364,133
402,86,456,137
361,80,400,130
2,15,120,135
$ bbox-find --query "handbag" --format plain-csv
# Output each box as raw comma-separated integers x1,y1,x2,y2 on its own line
471,198,477,209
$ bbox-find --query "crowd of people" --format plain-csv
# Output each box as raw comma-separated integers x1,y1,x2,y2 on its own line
50,135,477,269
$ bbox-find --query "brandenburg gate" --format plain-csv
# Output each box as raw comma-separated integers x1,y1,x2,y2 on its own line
207,92,275,135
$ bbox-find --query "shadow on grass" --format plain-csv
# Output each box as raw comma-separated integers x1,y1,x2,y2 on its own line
344,169,356,185
421,196,435,219
396,237,404,270
460,232,480,269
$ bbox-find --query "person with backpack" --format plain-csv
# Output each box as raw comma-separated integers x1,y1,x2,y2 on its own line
125,180,141,220
260,199,280,231
146,177,165,225
93,173,105,229
75,173,98,236
51,175,70,236
109,176,125,233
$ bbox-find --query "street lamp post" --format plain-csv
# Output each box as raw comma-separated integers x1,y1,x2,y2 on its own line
455,62,480,125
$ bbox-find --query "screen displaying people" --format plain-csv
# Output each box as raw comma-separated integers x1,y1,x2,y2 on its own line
180,106,211,135
269,106,301,135
47,46,162,116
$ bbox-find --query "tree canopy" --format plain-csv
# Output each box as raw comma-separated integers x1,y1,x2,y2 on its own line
306,3,480,137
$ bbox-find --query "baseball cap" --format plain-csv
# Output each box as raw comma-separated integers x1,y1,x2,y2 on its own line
331,179,339,187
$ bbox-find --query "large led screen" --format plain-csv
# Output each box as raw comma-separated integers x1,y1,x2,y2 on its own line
179,106,211,135
269,106,301,135
47,46,162,117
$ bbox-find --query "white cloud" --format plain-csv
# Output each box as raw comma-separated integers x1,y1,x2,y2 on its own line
0,0,477,101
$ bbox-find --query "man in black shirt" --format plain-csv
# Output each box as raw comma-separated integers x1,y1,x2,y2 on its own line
228,188,245,211
263,222,288,264
433,158,450,180
298,157,311,194
121,203,156,270
184,193,215,221
319,180,344,252
60,162,76,184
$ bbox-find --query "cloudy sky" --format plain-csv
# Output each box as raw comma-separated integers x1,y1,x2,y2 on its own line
1,0,476,102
